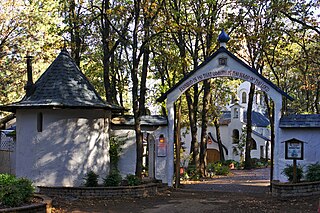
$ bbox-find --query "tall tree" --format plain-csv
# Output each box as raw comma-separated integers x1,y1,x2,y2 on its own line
90,0,133,104
0,0,62,108
128,0,163,177
200,79,211,176
165,0,201,170
234,0,275,169
60,0,86,67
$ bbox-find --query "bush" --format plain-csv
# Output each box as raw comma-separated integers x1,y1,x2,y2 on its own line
0,174,34,207
84,171,99,187
306,162,320,182
207,162,230,176
186,165,201,180
251,158,268,168
104,170,122,186
224,160,240,169
282,164,303,182
126,174,141,186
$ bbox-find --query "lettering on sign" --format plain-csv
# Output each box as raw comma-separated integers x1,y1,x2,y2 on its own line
285,140,304,160
178,70,270,93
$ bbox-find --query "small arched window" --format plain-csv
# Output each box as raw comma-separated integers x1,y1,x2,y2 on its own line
232,129,239,144
159,134,165,143
241,91,247,104
250,138,257,150
233,108,239,118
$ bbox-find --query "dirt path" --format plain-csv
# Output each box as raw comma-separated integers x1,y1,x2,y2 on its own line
52,168,320,213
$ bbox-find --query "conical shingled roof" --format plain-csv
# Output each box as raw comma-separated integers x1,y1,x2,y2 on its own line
0,48,122,112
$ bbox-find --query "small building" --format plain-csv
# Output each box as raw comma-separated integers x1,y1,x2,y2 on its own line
279,114,320,181
111,115,168,183
0,49,122,186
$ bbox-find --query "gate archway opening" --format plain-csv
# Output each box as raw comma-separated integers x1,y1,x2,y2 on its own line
157,30,293,187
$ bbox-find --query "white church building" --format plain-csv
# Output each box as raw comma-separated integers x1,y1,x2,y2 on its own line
182,81,271,164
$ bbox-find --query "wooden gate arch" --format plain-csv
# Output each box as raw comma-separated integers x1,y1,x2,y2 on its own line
157,30,293,187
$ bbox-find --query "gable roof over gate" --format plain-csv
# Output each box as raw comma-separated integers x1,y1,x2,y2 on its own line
157,46,293,103
0,48,122,112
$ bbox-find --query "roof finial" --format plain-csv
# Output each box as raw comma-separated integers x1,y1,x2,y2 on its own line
62,37,68,51
218,29,230,48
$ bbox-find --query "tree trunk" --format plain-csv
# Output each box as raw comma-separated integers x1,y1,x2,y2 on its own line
214,119,225,162
315,80,320,114
244,83,255,169
200,79,211,177
139,17,150,116
186,90,199,170
264,93,275,190
68,0,81,67
101,0,113,103
132,0,143,178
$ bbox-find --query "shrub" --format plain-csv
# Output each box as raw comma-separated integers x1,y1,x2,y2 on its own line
109,136,125,171
126,174,141,186
251,158,268,168
214,162,230,175
84,171,99,187
282,164,303,182
186,165,201,180
207,162,230,176
224,160,240,169
0,174,34,207
306,162,320,182
104,170,122,186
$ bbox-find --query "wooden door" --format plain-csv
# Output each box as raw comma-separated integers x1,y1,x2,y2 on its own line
206,149,220,163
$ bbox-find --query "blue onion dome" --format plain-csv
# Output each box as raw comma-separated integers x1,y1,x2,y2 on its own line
218,29,230,43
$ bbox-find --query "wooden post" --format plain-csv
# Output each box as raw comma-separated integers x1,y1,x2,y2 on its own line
293,159,297,183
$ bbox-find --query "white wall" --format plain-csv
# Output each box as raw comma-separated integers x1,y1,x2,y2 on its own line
277,128,320,182
111,126,168,183
16,109,110,187
181,122,269,164
181,125,233,163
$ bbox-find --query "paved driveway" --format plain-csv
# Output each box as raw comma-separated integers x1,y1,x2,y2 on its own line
52,168,320,213
181,167,271,194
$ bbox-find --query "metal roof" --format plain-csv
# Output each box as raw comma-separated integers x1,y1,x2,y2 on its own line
111,115,168,126
218,110,269,127
219,111,231,125
280,114,320,128
252,130,270,141
0,48,123,112
244,111,270,127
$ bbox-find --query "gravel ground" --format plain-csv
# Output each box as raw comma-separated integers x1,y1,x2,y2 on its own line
51,168,320,213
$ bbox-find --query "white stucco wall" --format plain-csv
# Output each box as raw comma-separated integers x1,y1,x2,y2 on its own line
277,128,320,182
15,109,110,187
181,125,230,164
111,126,168,183
181,123,269,164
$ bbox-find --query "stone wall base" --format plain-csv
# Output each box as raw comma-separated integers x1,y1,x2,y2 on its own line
272,180,320,197
0,194,52,213
38,183,162,199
